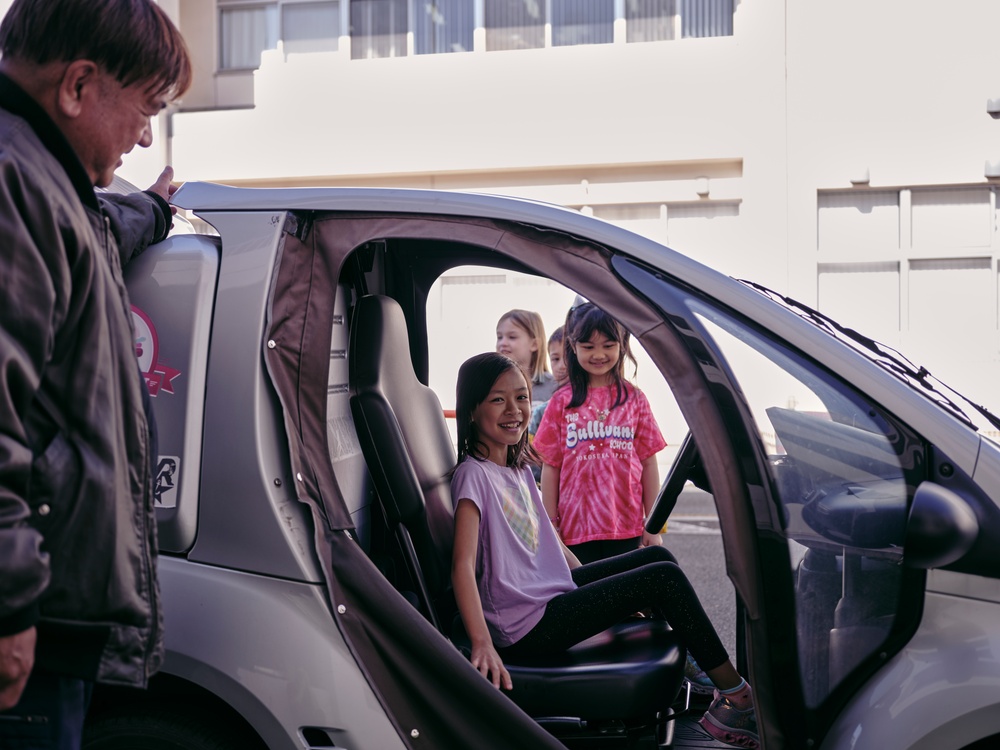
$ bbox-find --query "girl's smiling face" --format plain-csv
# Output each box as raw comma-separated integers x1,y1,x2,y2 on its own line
472,367,531,465
495,319,537,375
573,330,621,387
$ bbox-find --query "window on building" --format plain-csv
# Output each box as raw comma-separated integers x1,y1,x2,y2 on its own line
351,0,407,58
415,0,474,54
220,3,279,70
220,0,734,67
220,1,340,70
680,0,733,38
282,1,340,54
626,0,676,43
486,0,545,51
552,0,614,46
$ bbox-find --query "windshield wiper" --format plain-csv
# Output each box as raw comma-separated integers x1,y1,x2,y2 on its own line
739,279,1000,433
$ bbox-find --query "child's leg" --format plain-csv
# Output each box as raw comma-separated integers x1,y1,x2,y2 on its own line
568,537,644,565
571,545,678,586
705,661,744,693
502,550,731,679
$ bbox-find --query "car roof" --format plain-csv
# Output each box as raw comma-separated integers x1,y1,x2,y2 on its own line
171,181,990,454
173,180,730,289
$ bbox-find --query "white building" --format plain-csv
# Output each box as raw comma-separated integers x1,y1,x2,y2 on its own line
14,0,997,424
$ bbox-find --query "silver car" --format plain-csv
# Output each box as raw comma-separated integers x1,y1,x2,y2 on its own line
84,181,1000,750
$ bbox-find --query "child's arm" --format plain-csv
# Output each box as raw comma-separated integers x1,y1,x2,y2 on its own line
540,463,561,531
640,455,663,547
452,498,513,691
559,538,582,570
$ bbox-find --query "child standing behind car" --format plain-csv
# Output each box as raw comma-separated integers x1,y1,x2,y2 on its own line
528,326,568,441
533,304,667,564
495,309,556,405
527,326,569,483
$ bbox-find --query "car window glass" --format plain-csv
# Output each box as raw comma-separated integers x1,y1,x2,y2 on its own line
692,302,918,708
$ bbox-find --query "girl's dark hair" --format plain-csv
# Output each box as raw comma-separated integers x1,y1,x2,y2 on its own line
0,0,192,98
563,303,637,409
455,352,538,469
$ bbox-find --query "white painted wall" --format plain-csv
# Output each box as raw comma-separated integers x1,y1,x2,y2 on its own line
114,0,1000,423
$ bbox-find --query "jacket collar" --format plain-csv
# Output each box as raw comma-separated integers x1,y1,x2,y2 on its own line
0,72,98,211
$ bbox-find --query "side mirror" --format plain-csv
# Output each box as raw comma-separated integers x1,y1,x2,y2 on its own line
904,482,979,569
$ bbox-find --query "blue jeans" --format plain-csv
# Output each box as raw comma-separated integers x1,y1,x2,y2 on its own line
0,668,93,750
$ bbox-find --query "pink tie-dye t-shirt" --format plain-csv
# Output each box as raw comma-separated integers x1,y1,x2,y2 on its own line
533,383,667,546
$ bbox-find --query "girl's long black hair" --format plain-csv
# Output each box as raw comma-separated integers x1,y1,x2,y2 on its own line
563,303,637,410
455,352,539,470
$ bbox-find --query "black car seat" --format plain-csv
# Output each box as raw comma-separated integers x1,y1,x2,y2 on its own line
348,293,685,724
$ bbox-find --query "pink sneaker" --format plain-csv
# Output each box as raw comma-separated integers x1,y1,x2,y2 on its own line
699,690,759,748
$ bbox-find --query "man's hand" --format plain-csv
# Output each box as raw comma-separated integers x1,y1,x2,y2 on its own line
146,166,179,215
0,627,36,710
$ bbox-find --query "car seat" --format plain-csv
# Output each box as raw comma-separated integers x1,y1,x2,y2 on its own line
348,293,685,727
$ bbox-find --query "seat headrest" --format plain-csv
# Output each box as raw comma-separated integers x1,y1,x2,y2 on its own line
352,295,414,389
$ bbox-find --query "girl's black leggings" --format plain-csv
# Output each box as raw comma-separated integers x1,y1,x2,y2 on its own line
498,545,730,672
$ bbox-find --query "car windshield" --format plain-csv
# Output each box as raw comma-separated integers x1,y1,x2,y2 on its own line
739,279,1000,436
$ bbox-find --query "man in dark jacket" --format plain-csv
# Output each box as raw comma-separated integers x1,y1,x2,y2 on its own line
0,0,191,745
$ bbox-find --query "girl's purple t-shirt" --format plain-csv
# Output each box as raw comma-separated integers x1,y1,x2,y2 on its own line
451,457,576,647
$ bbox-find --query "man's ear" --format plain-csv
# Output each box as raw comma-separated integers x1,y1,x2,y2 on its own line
56,60,100,119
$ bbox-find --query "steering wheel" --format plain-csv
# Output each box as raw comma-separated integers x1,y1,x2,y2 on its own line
644,432,705,535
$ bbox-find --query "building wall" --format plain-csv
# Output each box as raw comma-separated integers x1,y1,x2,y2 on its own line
122,0,1000,418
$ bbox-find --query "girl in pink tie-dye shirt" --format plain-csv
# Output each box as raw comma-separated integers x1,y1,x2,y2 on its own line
534,303,667,564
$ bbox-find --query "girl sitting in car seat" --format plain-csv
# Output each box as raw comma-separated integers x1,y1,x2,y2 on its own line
450,351,759,749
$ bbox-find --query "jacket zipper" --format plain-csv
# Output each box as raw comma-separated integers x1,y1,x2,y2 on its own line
103,213,161,683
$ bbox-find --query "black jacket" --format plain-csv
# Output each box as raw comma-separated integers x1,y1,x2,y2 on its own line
0,73,170,686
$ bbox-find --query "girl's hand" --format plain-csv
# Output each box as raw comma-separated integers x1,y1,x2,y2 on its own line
641,529,663,547
470,640,513,691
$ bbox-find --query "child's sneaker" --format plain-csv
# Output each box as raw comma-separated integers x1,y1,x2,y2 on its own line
683,653,715,695
699,690,760,748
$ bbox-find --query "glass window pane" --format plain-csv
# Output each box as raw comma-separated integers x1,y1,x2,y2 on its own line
351,0,407,59
693,301,920,709
552,0,614,47
220,4,279,70
626,0,675,43
680,0,733,38
485,0,545,51
283,1,340,54
415,0,474,54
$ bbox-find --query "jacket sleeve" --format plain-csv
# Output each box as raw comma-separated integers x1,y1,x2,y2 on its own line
0,162,58,634
98,190,171,269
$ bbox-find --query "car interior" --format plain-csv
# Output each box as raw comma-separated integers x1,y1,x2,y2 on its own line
293,210,933,747
301,215,762,747
348,292,690,747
